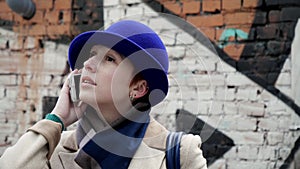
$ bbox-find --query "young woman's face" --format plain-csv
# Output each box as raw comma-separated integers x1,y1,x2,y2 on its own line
79,45,135,116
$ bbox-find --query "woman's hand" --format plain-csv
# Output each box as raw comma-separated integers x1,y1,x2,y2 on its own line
51,69,87,127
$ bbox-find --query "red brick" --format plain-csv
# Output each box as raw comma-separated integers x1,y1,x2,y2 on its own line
222,0,241,11
34,0,53,10
224,12,255,25
29,10,44,24
243,0,263,8
199,27,216,41
29,25,46,36
223,44,245,60
187,14,224,27
0,12,13,20
182,1,200,15
45,10,59,24
0,1,12,12
163,2,182,16
13,25,29,35
202,0,221,12
55,0,72,10
47,25,70,36
62,10,72,23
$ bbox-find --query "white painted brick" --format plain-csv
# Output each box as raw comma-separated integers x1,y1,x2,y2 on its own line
121,0,141,4
176,32,195,45
180,86,198,100
258,117,279,131
160,31,176,46
238,101,265,117
0,36,7,49
227,160,269,169
0,123,17,134
149,17,178,31
265,99,287,114
216,61,236,72
165,85,187,101
217,115,237,130
283,132,300,147
5,86,18,99
223,146,237,159
209,101,223,115
257,146,277,160
197,87,214,101
185,74,225,86
223,102,238,115
125,6,143,17
236,87,260,101
0,99,15,111
41,75,52,86
103,0,119,7
236,117,257,131
49,75,63,86
25,37,35,49
44,45,68,74
279,147,291,160
141,4,157,15
278,116,292,131
198,57,217,72
0,75,17,86
183,100,209,115
267,132,284,146
8,36,22,50
166,46,185,59
224,131,264,145
215,87,235,101
208,159,226,169
227,73,256,86
276,86,292,98
106,7,125,22
0,87,4,99
275,72,291,86
237,146,258,160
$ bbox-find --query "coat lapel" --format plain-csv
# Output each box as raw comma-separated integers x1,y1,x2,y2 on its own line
59,151,82,169
128,117,169,169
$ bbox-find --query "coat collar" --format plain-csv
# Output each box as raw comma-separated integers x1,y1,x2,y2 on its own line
62,116,169,151
59,116,169,169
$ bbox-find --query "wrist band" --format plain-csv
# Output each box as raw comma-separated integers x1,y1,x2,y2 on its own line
45,114,65,132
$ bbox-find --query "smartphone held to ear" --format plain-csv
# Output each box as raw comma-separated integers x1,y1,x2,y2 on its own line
69,74,81,102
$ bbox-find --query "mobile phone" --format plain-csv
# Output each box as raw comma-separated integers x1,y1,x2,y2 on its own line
69,74,81,102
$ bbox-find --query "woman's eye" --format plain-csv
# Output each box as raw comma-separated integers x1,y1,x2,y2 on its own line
105,55,115,62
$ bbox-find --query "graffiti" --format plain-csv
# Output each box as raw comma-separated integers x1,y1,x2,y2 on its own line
218,28,248,48
146,0,300,168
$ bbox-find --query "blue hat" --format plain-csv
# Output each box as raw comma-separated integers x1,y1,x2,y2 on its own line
68,20,169,106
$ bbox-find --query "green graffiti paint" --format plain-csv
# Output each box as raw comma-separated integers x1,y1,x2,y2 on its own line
218,28,248,48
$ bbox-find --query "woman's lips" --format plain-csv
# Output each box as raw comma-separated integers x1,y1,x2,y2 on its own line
81,76,97,86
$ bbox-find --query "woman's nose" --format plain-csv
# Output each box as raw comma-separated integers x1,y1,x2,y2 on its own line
83,57,97,73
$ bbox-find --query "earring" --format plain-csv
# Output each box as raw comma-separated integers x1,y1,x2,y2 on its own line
130,94,134,101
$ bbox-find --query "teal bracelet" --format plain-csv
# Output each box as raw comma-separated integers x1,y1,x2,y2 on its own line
45,114,65,132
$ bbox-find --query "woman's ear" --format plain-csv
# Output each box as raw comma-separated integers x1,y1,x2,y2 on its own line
129,80,149,99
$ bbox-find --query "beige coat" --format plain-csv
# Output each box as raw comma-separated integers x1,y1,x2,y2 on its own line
0,117,207,169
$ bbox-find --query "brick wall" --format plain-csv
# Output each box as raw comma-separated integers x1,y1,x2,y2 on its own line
0,0,299,169
0,0,104,152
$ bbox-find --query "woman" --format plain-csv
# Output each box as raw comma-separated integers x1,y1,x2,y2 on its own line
0,20,207,169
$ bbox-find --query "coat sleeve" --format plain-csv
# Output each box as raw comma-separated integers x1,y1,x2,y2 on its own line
180,134,207,169
0,119,62,169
